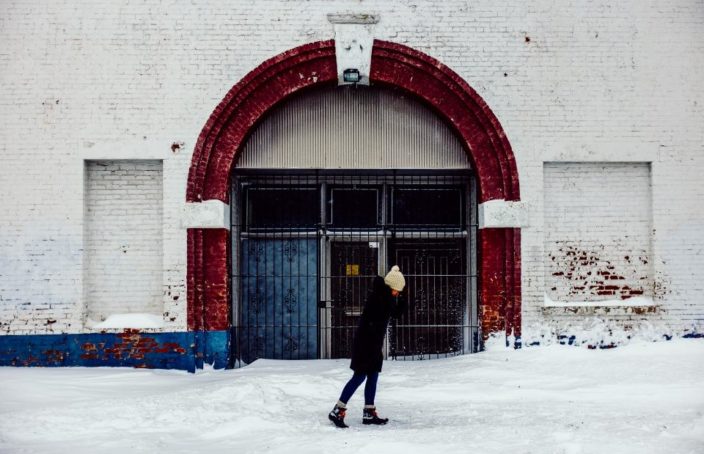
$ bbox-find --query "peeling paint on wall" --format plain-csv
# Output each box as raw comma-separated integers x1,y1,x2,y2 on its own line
0,330,230,371
547,243,651,301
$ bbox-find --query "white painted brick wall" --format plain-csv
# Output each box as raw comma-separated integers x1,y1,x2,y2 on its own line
84,160,163,323
0,0,702,338
544,162,653,303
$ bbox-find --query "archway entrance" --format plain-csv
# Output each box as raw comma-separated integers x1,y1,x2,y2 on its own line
186,40,521,367
232,85,477,362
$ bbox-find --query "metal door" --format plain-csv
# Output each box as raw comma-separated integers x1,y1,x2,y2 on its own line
389,239,467,359
240,238,318,363
327,241,379,359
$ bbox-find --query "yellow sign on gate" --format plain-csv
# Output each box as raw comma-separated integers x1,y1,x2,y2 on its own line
345,264,360,276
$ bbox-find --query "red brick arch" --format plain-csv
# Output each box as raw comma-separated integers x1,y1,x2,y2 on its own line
186,40,522,346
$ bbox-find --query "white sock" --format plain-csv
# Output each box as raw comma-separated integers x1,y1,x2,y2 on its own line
336,400,347,409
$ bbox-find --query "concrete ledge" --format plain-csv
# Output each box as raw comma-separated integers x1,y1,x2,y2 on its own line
478,199,530,229
182,200,230,230
327,13,379,24
541,305,659,316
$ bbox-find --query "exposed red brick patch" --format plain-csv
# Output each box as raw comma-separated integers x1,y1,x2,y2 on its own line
548,244,650,301
43,349,64,363
79,332,189,363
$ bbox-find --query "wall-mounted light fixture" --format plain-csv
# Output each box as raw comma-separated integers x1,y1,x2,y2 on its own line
329,13,377,86
342,68,361,84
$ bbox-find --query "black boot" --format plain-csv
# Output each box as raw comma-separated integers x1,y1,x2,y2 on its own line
328,405,348,428
363,407,388,425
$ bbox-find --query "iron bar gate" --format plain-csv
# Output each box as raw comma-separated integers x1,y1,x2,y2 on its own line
231,171,478,366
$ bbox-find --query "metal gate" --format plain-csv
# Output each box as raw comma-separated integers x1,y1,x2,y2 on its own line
326,241,379,359
239,238,318,363
389,239,467,359
231,171,478,364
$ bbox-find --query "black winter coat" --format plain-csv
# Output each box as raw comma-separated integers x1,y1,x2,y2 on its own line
350,276,407,374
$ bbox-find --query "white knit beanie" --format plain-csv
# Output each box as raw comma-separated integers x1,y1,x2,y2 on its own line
384,265,406,292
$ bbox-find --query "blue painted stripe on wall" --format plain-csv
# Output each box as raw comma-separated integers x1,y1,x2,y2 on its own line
0,330,231,372
194,330,231,370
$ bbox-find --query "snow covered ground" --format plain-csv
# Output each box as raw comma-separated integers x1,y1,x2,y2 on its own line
1,339,703,454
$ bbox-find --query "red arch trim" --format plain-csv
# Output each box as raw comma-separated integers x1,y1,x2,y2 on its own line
370,41,519,202
187,40,338,203
186,40,522,342
187,40,519,203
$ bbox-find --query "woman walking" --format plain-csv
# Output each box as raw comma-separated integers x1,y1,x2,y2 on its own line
328,265,407,428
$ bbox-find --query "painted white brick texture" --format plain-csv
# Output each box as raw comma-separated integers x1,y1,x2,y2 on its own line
0,0,702,338
84,160,163,324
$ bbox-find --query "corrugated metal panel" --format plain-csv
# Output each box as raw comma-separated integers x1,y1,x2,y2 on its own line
237,85,470,169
